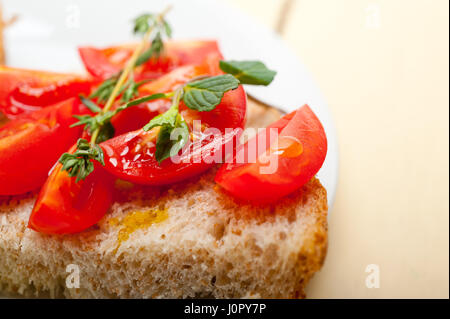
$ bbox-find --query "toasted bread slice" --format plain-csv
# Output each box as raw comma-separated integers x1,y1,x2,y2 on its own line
0,101,328,298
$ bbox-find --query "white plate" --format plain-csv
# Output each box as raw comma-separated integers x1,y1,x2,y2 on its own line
2,0,338,207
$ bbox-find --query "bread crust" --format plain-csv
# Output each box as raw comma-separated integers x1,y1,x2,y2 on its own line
0,100,328,298
0,169,327,299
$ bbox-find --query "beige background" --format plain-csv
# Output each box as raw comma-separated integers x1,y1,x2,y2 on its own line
224,0,449,298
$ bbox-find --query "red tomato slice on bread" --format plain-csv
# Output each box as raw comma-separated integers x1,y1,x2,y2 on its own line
101,78,246,185
110,52,227,136
28,148,113,235
0,66,93,119
78,40,223,80
0,98,89,195
215,105,327,204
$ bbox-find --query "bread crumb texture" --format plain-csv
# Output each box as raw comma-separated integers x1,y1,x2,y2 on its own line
0,168,327,299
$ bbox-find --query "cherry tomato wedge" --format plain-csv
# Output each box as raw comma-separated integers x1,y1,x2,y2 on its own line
100,82,246,185
111,52,226,136
101,120,244,185
0,97,89,195
28,149,113,235
215,105,327,204
0,66,93,119
78,40,222,80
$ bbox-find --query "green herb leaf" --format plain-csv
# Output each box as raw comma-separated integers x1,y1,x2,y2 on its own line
133,13,155,35
219,60,276,85
72,92,168,134
133,13,172,38
133,13,171,66
125,92,168,107
163,20,172,38
71,114,98,131
80,96,102,113
143,103,179,131
182,74,239,111
89,76,119,104
96,121,115,144
143,90,190,164
120,79,140,103
154,118,189,164
136,34,164,66
59,138,105,182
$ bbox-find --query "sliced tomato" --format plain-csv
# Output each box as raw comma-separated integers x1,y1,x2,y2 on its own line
215,105,327,204
79,40,223,80
111,52,227,136
0,66,93,119
0,97,89,195
28,151,113,235
100,84,246,185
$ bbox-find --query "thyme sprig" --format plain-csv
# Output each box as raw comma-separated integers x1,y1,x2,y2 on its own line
58,5,278,181
59,7,172,182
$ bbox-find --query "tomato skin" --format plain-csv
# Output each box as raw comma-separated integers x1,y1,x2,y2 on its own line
215,105,327,204
110,100,163,137
79,40,223,80
111,52,231,136
101,121,243,185
28,155,113,235
0,66,93,119
0,98,88,195
101,84,247,186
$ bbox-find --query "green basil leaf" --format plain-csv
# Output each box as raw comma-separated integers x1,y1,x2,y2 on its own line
183,74,239,111
219,60,276,85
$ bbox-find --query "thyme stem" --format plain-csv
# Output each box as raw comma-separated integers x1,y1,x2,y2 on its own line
90,5,172,146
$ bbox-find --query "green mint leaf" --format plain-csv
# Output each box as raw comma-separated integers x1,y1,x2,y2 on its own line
142,89,190,164
154,116,189,164
183,74,239,111
143,103,178,131
80,96,102,113
154,125,174,164
219,60,276,85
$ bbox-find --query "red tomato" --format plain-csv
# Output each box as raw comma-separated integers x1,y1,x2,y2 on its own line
100,86,246,185
28,153,113,235
110,99,163,137
0,66,93,119
215,105,327,204
78,40,223,80
0,97,88,195
111,52,228,136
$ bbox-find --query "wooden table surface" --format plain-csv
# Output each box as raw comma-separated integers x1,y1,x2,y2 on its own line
225,0,449,298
